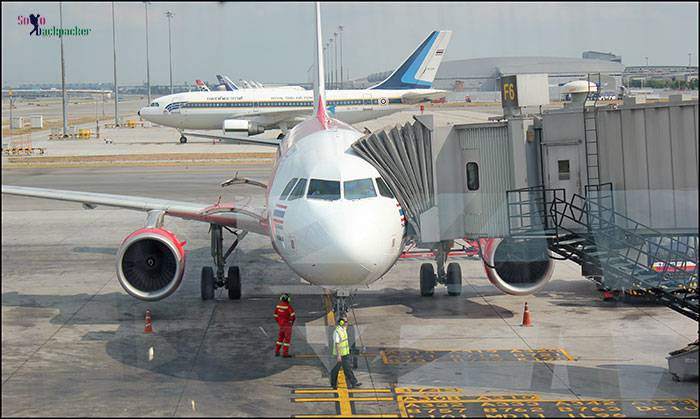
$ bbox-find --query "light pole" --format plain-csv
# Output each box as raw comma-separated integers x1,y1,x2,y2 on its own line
144,2,151,105
165,11,174,94
60,2,68,137
338,25,344,89
689,53,692,67
333,32,338,90
326,40,331,88
111,1,119,126
328,37,334,89
645,56,649,67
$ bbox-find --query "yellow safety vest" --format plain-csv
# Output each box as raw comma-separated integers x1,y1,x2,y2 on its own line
332,326,350,356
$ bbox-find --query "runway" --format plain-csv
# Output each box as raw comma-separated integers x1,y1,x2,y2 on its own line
2,164,697,416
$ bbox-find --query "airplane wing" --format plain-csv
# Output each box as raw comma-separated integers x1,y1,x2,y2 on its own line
182,131,282,146
1,185,269,235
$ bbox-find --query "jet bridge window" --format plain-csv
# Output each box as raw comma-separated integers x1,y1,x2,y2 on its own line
280,178,299,200
558,160,570,180
288,178,307,201
466,162,480,191
307,179,340,201
344,178,377,200
375,177,395,198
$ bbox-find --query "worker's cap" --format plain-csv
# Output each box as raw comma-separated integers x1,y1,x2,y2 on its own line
338,316,348,325
280,293,290,302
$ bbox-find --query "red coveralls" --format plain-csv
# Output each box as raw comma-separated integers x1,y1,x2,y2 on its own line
274,300,295,356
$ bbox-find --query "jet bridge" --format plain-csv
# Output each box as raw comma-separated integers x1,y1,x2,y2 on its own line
352,113,551,298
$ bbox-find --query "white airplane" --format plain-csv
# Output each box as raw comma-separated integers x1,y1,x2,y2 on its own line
2,4,553,313
139,30,452,143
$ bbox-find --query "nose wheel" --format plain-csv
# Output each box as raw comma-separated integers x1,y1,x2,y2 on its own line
419,241,462,296
179,135,188,144
201,224,247,300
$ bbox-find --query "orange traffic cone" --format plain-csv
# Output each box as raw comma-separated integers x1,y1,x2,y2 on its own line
144,309,153,334
521,302,532,327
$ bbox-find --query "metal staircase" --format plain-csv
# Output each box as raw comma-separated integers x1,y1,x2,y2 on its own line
507,183,699,321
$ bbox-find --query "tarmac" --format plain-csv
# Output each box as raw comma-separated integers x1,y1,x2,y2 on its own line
1,106,698,417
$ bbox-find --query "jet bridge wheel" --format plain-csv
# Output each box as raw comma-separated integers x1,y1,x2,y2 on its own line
227,266,241,300
179,135,187,144
446,262,462,296
420,263,436,297
201,266,215,300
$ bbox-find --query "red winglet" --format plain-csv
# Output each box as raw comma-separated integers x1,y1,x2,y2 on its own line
317,97,329,129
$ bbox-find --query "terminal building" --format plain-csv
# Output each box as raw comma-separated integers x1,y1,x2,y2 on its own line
350,55,625,100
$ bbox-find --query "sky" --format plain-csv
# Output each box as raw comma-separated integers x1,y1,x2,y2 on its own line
1,2,698,86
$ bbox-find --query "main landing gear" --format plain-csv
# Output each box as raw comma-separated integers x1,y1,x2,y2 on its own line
420,241,462,297
201,224,248,300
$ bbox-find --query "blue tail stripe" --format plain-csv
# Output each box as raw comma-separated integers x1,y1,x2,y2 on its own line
371,31,439,90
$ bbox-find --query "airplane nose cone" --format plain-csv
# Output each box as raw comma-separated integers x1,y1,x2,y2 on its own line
285,203,399,286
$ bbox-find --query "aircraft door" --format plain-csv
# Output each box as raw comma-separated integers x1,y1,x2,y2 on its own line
544,143,581,201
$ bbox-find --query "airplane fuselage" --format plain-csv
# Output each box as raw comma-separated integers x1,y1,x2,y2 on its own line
139,88,441,130
264,117,406,289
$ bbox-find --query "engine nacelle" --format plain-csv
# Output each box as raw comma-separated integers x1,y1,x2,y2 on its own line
116,228,186,301
481,237,554,296
223,119,265,136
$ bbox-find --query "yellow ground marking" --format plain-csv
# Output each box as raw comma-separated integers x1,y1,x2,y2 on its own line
294,389,392,394
559,348,575,361
293,397,395,403
295,415,398,418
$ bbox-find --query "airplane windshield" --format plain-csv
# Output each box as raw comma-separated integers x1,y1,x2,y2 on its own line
344,178,376,200
149,102,159,107
280,178,298,200
288,178,307,201
375,177,395,198
307,179,340,201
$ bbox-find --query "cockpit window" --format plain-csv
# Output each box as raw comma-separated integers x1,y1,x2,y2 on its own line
307,179,340,201
280,178,298,200
288,178,307,201
149,102,159,107
344,178,376,200
375,177,395,198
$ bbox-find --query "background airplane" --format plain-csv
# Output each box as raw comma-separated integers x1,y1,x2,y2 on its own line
138,30,452,143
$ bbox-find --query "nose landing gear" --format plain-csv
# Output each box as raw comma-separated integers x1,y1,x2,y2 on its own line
201,224,247,300
419,241,463,297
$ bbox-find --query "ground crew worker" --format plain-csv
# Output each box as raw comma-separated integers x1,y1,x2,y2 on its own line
274,293,295,357
330,315,361,389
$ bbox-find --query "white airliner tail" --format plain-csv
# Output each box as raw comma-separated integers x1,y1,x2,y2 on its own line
371,30,452,90
313,2,329,128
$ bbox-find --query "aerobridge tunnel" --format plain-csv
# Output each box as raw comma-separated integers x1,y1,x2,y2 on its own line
351,114,534,243
351,113,555,296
